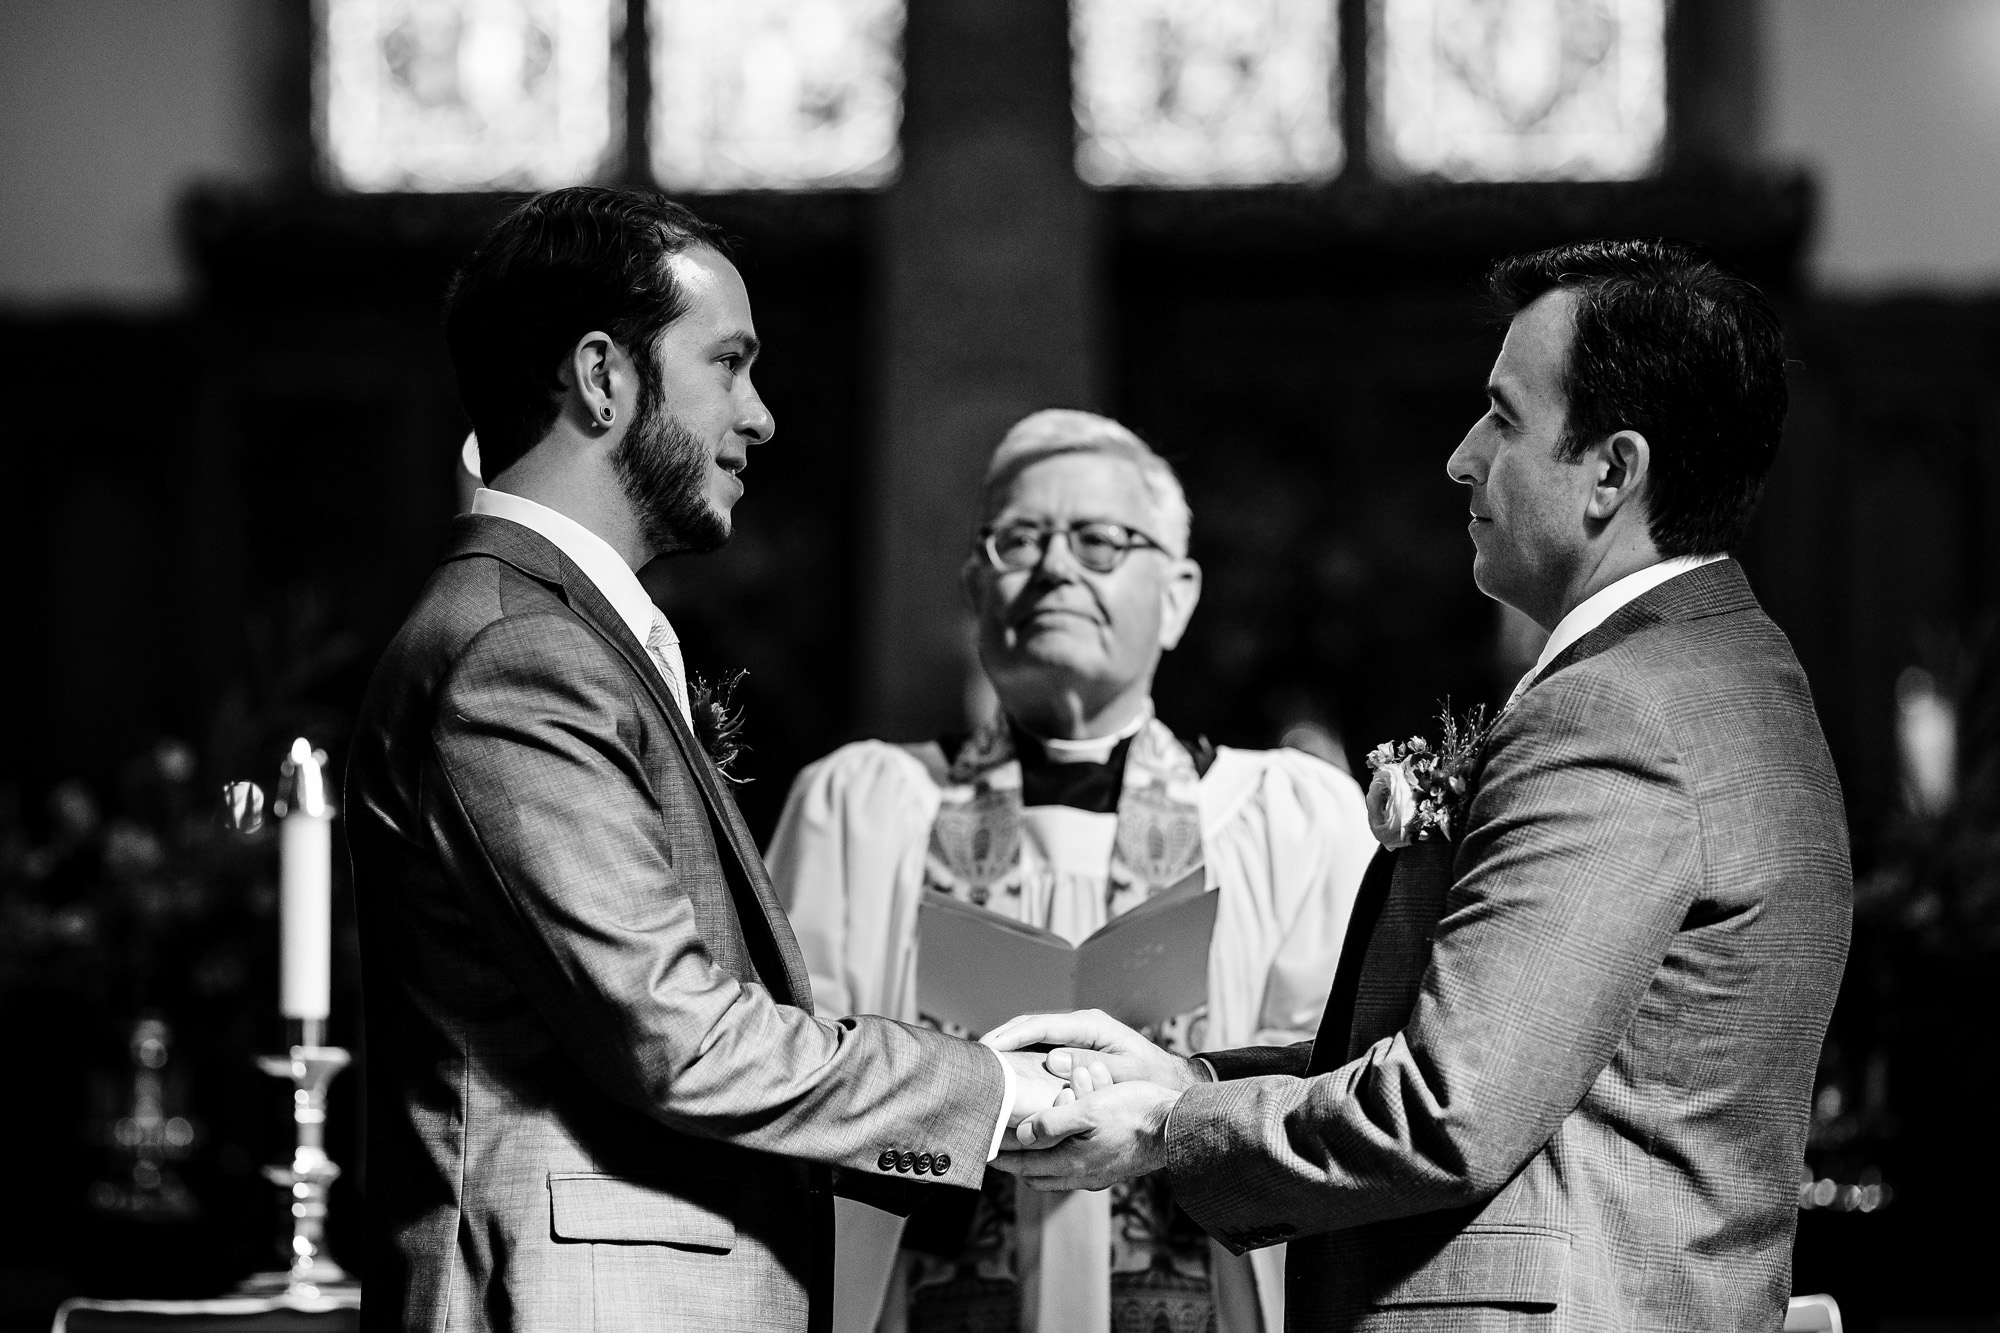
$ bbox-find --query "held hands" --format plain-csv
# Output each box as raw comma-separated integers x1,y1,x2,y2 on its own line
982,1009,1209,1190
982,1008,1206,1094
998,1048,1075,1129
996,1078,1179,1192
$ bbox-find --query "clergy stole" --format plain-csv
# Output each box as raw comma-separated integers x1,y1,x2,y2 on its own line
925,716,1206,1333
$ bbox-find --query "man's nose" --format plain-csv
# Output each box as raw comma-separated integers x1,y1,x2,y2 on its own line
1031,529,1084,580
739,381,775,445
1446,430,1484,486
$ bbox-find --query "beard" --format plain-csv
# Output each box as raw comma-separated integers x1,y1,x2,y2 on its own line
610,378,729,556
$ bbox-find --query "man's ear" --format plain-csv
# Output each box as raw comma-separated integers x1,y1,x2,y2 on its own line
1157,559,1203,651
560,330,628,432
1585,429,1651,524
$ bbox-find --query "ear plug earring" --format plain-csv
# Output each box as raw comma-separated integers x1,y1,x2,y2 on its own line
600,406,615,425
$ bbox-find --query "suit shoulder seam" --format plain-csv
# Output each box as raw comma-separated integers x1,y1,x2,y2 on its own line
438,602,630,695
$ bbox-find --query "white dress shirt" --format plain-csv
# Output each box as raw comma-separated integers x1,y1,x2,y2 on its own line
1508,553,1728,708
470,488,1018,1156
470,488,691,723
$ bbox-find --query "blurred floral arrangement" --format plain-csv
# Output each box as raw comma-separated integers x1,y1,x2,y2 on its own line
0,739,276,1014
0,738,280,1221
0,584,363,1229
0,581,361,1008
1852,618,2000,952
1801,615,2000,1217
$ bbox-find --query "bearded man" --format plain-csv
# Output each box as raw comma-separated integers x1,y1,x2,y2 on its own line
989,240,1852,1333
769,409,1375,1333
344,188,1066,1333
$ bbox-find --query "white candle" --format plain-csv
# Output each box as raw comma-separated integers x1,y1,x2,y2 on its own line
1896,667,1957,818
280,738,333,1022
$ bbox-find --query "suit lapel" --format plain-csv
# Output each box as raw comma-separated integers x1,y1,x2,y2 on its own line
444,516,813,1008
1306,847,1394,1076
1311,842,1456,1070
1303,564,1762,1075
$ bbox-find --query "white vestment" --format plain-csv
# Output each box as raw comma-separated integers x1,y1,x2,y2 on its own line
769,730,1375,1333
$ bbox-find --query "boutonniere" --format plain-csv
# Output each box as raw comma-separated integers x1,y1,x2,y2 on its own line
688,668,750,784
1365,701,1496,848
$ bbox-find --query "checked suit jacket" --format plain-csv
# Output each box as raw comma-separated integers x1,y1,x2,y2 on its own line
345,516,1004,1333
1168,559,1852,1332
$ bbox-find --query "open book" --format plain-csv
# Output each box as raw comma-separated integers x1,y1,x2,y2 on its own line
916,867,1215,1036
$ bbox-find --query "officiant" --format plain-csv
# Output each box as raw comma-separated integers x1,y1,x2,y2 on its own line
769,408,1375,1333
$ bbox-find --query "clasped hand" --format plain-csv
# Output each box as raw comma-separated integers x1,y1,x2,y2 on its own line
984,1009,1206,1192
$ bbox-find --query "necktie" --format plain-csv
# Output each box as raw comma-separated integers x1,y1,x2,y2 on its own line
644,612,693,727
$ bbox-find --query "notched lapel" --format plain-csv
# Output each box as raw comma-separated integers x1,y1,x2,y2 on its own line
1345,841,1456,1062
1306,841,1455,1074
556,574,814,1010
1308,848,1394,1076
443,516,813,1008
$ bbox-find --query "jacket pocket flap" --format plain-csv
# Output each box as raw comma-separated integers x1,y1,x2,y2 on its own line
548,1173,735,1252
1372,1225,1568,1308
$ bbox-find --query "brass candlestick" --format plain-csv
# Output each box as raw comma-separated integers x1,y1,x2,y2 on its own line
240,1019,357,1303
223,756,358,1306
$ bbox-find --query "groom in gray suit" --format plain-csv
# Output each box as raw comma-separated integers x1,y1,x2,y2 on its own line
346,188,1064,1333
988,238,1852,1331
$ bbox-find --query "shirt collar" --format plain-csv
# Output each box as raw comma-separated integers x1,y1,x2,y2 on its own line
470,488,668,647
1017,702,1154,766
1530,552,1729,680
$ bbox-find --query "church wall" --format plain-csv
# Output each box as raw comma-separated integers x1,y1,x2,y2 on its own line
1763,0,2000,293
0,0,285,311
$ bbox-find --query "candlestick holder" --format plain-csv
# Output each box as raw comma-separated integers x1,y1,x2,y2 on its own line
240,1019,358,1304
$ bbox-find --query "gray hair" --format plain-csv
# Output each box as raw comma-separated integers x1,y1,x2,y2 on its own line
977,409,1192,557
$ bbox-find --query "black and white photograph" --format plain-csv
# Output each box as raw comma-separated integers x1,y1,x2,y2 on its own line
2,2,1997,1331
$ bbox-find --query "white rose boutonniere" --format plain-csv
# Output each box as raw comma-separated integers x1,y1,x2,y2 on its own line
1364,701,1497,849
1365,754,1420,849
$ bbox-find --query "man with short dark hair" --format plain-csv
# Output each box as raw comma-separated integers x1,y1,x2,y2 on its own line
988,238,1853,1331
346,187,1065,1333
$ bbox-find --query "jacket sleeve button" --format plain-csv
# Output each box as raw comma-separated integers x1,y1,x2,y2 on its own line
914,1153,934,1175
932,1153,951,1176
877,1150,898,1172
896,1151,917,1173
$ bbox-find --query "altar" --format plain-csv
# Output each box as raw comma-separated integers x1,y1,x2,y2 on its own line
53,1292,358,1333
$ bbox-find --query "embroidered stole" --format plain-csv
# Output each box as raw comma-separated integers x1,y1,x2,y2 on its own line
924,715,1205,911
918,715,1207,1333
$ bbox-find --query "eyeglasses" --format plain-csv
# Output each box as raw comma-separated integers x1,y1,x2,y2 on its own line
979,519,1169,574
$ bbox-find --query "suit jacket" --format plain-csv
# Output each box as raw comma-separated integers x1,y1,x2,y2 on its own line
1168,560,1852,1332
346,517,1005,1333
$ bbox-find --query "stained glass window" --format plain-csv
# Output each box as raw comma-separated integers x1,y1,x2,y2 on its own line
1072,0,1342,187
649,0,905,191
1376,0,1666,180
321,0,616,191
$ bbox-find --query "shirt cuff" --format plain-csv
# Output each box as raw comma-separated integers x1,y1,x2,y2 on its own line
988,1048,1016,1161
1194,1057,1220,1083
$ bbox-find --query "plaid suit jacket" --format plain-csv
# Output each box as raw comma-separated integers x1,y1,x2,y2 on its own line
346,517,1004,1333
1170,560,1852,1332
